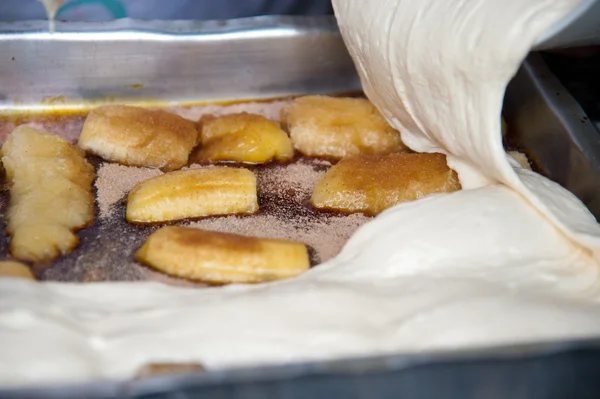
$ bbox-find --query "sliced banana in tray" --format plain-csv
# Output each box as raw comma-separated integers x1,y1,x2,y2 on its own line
78,105,198,171
1,126,95,263
0,261,36,280
126,167,259,223
136,226,310,284
311,153,461,215
282,95,407,159
192,112,294,164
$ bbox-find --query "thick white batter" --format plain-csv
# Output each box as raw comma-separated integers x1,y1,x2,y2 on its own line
2,0,600,387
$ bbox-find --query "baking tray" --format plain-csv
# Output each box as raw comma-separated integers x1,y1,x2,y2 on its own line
503,52,600,219
0,16,360,112
1,16,600,399
4,339,600,399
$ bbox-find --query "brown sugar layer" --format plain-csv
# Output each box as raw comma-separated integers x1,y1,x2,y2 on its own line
96,163,163,219
31,157,370,284
0,100,373,284
0,155,369,284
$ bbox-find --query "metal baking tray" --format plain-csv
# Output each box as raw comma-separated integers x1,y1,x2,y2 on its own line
503,52,600,219
1,16,600,399
0,16,360,112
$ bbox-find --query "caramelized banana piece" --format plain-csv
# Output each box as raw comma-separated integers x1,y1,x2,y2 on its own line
192,113,294,164
10,225,79,262
282,96,407,159
126,168,258,223
2,128,94,188
78,105,198,170
1,126,95,263
0,261,35,280
311,153,461,215
7,178,94,231
136,227,310,284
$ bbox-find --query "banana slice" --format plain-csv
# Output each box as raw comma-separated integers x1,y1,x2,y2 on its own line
311,153,461,215
282,96,407,159
0,261,35,280
78,105,198,171
136,226,310,284
126,167,259,223
2,126,95,263
192,113,294,164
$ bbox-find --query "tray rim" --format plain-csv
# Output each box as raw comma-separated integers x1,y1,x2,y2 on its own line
0,15,359,113
0,15,340,36
2,336,600,397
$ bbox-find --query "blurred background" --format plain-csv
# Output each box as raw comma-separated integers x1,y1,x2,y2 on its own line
0,0,334,21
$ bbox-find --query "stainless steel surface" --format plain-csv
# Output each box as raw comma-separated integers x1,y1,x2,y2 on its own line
3,337,600,398
534,0,600,50
504,52,600,218
0,16,360,113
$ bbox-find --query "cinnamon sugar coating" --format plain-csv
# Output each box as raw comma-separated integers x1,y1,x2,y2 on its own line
311,153,461,215
78,105,198,170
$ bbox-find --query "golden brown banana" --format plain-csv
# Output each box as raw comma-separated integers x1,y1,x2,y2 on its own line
78,105,198,170
136,226,310,284
1,126,95,263
311,153,461,215
282,95,407,159
0,261,35,280
192,113,294,164
126,167,259,223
